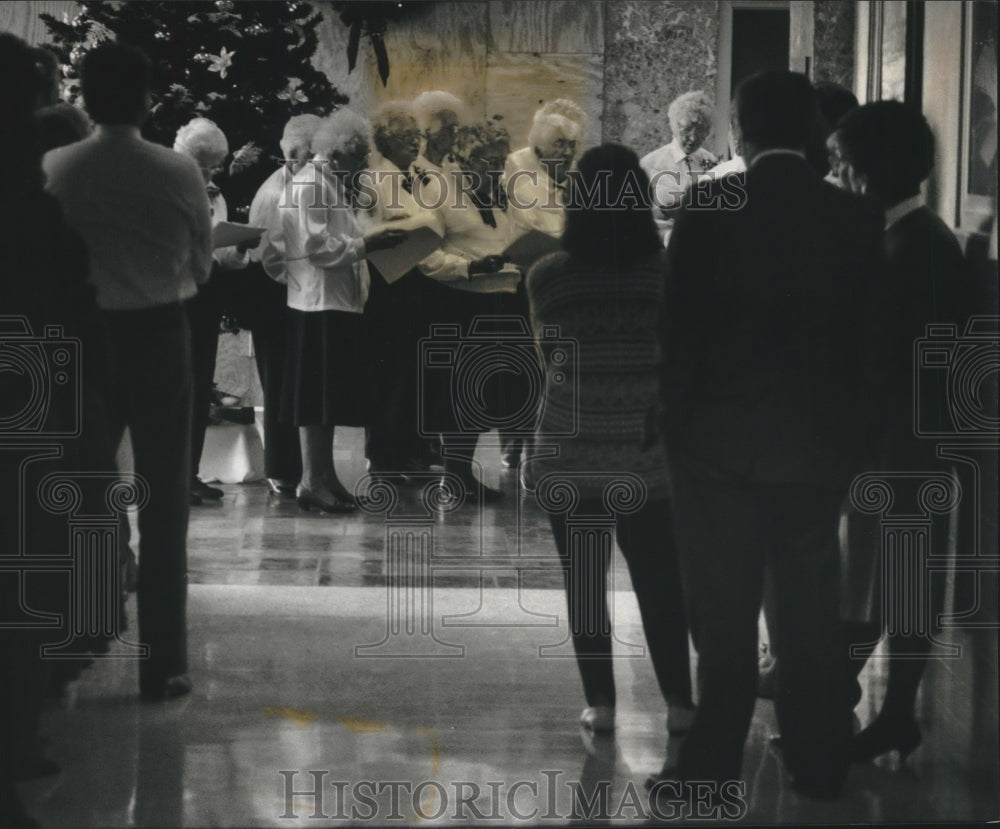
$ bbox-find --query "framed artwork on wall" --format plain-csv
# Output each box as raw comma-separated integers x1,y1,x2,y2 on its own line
959,0,997,237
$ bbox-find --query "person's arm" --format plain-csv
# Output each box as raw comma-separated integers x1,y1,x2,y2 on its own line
182,160,214,286
417,247,471,281
299,178,367,269
212,192,250,270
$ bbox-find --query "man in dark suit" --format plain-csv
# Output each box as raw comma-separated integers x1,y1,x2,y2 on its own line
656,70,885,799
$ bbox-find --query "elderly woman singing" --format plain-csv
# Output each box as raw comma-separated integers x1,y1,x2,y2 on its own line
174,117,251,505
265,108,405,513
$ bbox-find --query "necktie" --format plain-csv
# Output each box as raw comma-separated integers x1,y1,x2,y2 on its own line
402,171,414,194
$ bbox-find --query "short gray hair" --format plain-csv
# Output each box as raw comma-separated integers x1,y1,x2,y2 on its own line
412,90,466,131
667,91,713,134
371,100,418,156
174,117,228,161
527,98,586,151
280,114,323,153
312,108,370,157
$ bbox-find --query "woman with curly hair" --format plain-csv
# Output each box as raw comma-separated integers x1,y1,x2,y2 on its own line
174,117,252,505
265,108,406,512
417,120,524,503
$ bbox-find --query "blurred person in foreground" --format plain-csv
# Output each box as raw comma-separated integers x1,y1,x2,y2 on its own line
836,99,979,765
655,70,884,800
526,143,694,737
44,41,214,703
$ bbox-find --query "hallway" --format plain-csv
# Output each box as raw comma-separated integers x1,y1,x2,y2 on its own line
19,431,1000,826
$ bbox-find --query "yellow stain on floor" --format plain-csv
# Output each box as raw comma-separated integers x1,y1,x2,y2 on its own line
264,706,318,728
337,715,390,733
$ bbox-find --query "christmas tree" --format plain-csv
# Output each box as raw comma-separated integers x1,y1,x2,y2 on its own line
41,0,349,217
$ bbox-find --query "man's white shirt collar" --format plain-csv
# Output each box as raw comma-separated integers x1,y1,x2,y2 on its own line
885,194,924,229
748,148,806,167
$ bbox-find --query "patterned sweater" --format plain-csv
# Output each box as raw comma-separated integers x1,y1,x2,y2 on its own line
525,250,671,503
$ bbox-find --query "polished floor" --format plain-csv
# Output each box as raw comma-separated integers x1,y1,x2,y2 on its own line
19,429,1000,826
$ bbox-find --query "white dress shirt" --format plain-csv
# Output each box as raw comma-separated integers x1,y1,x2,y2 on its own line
248,165,292,281
708,155,746,177
416,168,519,293
640,138,718,230
272,160,369,313
43,124,213,311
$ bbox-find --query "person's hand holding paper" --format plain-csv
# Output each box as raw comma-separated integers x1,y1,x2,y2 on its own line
363,212,444,283
213,221,266,250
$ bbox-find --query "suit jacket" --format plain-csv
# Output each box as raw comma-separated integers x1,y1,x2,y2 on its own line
658,151,885,487
876,205,976,464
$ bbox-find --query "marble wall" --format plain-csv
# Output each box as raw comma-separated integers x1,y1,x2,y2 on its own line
602,1,721,157
814,0,856,90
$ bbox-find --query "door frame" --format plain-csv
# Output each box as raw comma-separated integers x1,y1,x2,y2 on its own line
714,0,807,158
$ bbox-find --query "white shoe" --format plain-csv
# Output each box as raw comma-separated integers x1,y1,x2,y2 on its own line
580,705,615,732
666,704,696,735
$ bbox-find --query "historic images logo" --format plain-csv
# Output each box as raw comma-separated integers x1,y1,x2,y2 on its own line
0,315,146,658
847,316,1000,658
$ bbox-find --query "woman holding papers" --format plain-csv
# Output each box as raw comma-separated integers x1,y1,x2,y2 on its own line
502,99,587,469
174,117,253,505
362,101,445,480
416,120,523,503
526,144,694,736
242,114,323,498
266,108,406,513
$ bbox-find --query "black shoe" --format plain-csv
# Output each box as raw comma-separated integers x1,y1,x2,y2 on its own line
850,714,921,764
369,470,412,486
500,450,521,470
193,478,224,500
265,478,297,497
296,485,357,514
190,491,203,506
140,674,193,702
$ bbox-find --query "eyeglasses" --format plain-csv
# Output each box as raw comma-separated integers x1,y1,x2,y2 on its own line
472,156,505,168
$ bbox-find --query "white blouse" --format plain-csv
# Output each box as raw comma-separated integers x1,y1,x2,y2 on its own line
503,145,567,238
416,167,519,294
269,160,369,313
248,165,290,280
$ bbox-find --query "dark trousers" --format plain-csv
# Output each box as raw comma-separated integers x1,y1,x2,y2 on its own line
365,268,432,467
235,264,301,483
669,464,852,789
495,286,534,459
548,498,692,709
365,268,428,470
186,276,224,481
106,305,192,689
103,305,192,689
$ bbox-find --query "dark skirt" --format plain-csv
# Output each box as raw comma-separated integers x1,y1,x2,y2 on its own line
419,284,536,436
281,308,369,427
